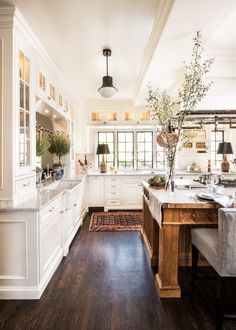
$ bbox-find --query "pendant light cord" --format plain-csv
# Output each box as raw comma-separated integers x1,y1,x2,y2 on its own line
106,54,109,76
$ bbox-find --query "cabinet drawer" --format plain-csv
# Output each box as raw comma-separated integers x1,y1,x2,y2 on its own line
105,177,122,185
15,176,35,194
40,197,62,226
105,190,122,199
179,209,218,224
105,199,121,206
105,183,122,191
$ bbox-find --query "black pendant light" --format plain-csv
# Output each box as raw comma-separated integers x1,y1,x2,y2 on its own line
98,48,117,99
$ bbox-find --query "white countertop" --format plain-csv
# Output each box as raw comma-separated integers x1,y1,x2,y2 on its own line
0,176,86,212
0,189,64,212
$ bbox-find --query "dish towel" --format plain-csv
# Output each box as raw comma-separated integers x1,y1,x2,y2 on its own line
214,195,232,208
149,189,163,228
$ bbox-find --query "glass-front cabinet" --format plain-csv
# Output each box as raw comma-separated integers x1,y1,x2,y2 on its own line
19,50,31,168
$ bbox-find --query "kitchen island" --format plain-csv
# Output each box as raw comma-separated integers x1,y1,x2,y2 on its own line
141,182,234,298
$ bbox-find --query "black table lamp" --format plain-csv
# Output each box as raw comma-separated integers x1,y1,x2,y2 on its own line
217,142,233,172
96,143,110,173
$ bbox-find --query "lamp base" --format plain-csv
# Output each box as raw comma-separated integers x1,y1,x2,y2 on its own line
221,154,230,172
100,162,107,173
100,155,107,173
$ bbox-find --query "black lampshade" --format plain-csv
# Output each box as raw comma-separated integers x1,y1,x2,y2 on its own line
96,143,110,155
217,142,233,155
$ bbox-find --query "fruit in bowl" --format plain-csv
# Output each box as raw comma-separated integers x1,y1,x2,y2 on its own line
147,175,166,189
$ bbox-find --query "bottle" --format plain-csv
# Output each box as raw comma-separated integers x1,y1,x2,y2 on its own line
207,160,211,173
84,155,88,165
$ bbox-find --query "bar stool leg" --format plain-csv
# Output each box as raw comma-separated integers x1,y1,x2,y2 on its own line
191,244,199,291
216,276,225,330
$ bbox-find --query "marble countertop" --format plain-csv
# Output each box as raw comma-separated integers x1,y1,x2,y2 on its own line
0,176,86,212
0,189,64,212
143,181,236,205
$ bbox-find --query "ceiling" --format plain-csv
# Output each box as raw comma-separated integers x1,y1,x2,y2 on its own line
1,0,236,108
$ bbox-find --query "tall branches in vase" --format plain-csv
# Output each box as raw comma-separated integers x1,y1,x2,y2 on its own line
146,31,214,191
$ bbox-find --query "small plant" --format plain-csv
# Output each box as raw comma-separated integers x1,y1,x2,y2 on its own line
36,132,50,157
49,131,70,164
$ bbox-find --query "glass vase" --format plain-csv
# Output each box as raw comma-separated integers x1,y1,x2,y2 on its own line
165,161,175,195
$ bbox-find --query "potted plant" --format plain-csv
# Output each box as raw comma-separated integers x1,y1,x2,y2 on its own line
36,130,50,187
49,131,70,178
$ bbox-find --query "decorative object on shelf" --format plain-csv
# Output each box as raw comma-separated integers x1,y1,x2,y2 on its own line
78,156,93,174
186,162,201,173
196,142,206,149
183,141,193,148
98,48,117,99
96,143,110,173
36,167,43,188
217,142,233,172
207,159,211,173
230,159,236,173
146,31,214,193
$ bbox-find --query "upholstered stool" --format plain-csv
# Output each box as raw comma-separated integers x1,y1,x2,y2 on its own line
191,208,236,330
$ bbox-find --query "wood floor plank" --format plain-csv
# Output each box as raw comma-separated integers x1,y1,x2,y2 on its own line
0,214,236,330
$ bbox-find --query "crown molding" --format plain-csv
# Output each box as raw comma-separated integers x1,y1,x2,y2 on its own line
0,6,77,104
0,6,15,28
133,0,175,101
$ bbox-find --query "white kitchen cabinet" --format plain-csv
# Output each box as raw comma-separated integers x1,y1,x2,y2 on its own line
39,196,63,283
123,177,143,207
0,8,77,206
89,174,151,210
89,176,104,206
62,179,86,256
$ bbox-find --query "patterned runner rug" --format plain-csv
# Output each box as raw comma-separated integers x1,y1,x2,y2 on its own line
89,212,142,232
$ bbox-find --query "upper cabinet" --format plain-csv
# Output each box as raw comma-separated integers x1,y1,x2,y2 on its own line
88,109,152,125
0,7,76,206
19,51,31,168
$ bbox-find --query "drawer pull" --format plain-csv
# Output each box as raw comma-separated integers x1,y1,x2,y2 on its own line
191,213,196,220
111,185,117,188
111,192,117,195
111,201,117,203
138,184,142,187
23,182,30,187
60,211,64,214
49,207,55,212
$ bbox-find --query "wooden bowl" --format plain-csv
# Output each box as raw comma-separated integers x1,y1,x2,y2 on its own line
149,183,166,190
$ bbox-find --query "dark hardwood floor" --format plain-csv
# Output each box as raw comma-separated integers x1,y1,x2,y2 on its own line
0,214,236,330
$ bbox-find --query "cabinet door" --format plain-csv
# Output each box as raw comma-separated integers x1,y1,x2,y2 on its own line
123,177,143,207
40,212,63,281
64,206,73,239
88,176,104,206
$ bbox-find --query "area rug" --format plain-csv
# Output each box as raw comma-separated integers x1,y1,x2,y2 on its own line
89,212,142,232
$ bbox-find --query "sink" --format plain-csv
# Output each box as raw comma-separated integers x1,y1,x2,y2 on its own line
43,180,82,191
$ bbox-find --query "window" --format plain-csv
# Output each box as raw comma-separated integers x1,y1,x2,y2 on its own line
97,132,115,166
137,131,153,169
117,132,134,169
97,130,160,170
156,144,165,169
211,130,224,168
